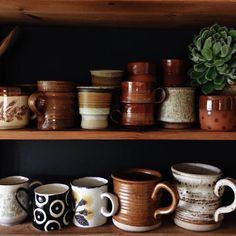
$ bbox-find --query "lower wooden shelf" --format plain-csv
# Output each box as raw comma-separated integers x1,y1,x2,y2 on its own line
0,215,235,236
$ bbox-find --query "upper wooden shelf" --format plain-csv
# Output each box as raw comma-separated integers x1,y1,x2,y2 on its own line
0,128,236,140
0,0,236,28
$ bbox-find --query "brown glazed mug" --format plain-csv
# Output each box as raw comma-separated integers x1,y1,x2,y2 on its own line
199,95,236,131
127,62,156,83
28,81,77,130
111,168,179,232
110,103,155,127
121,81,166,103
162,59,186,86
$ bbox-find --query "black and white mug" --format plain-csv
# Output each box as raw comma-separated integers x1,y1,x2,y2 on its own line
16,183,71,231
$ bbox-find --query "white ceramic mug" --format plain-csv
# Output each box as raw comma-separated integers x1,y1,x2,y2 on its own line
71,177,118,228
171,163,236,231
0,176,34,225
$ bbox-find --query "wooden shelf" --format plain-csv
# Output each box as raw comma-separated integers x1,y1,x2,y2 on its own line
0,215,235,235
0,128,236,140
0,0,236,28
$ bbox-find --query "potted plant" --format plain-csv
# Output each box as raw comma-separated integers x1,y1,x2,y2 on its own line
188,24,236,131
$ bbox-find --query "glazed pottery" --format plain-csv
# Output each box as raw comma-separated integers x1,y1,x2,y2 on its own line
199,95,236,131
28,81,77,130
171,163,236,231
121,81,166,103
71,177,118,228
0,87,30,129
17,183,71,232
111,168,179,232
127,62,156,83
110,103,155,127
90,70,124,87
77,86,113,129
0,176,31,225
157,87,196,129
162,59,186,86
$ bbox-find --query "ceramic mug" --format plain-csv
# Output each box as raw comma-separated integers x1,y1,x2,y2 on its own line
171,163,236,231
0,176,39,226
111,168,179,232
121,81,166,103
0,86,30,129
16,183,71,232
71,177,118,228
77,86,113,129
157,87,196,129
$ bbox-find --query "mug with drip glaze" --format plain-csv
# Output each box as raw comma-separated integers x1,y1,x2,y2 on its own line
171,163,236,231
28,81,77,130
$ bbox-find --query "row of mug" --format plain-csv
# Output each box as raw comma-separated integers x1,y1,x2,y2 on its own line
1,163,236,232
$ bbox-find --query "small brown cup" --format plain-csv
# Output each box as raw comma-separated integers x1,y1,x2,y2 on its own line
199,95,236,131
28,81,77,130
128,62,156,75
162,59,186,86
110,103,155,127
111,168,179,232
121,81,166,103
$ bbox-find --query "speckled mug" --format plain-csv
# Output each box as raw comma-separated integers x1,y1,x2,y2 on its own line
171,163,236,231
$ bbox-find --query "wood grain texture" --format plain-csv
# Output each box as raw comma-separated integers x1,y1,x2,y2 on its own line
0,128,235,140
0,0,236,28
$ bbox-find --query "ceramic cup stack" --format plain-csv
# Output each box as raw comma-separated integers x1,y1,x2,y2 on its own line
157,59,196,129
110,62,166,127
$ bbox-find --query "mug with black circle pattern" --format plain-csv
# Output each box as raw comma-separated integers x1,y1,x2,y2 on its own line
16,183,71,231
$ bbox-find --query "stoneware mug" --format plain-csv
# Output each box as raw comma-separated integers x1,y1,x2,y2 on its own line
171,163,236,231
111,168,179,232
0,176,39,226
16,183,71,232
71,177,118,228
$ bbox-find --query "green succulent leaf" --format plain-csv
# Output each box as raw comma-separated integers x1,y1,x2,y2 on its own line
229,30,236,38
205,67,217,81
197,74,208,85
196,37,202,51
201,47,213,61
220,31,228,40
214,81,226,90
189,69,205,79
227,36,232,45
211,24,220,31
213,76,226,85
231,43,236,54
193,62,207,72
203,37,213,50
217,64,228,74
201,82,215,95
220,44,230,57
213,42,221,55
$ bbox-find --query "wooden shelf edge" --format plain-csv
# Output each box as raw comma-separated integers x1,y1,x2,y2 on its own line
0,0,236,28
0,129,236,140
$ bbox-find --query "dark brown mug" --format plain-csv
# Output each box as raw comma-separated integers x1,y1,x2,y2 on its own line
162,59,186,86
28,81,77,130
111,168,179,232
121,81,166,103
110,103,155,127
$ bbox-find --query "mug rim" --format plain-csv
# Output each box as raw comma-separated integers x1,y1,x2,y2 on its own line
34,183,69,196
111,168,162,183
0,175,29,185
71,176,108,189
171,162,222,177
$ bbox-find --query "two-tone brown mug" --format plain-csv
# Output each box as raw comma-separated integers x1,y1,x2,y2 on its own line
111,168,179,232
121,81,166,103
28,81,77,130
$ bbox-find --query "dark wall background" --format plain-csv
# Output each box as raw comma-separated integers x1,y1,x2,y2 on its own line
0,25,235,204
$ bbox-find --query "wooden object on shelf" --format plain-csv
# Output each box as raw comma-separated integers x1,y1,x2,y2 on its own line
0,0,236,28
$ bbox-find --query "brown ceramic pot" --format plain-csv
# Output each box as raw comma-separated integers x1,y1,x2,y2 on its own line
110,103,155,127
28,81,77,130
111,168,179,232
199,95,236,131
121,81,166,103
162,59,186,86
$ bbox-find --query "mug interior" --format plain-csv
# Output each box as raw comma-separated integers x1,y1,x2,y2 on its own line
35,183,69,195
0,176,29,185
171,163,222,176
72,177,108,188
112,168,162,183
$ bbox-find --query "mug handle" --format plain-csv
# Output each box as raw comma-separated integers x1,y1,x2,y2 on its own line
151,181,179,219
214,177,236,222
100,192,119,217
110,109,122,126
28,92,46,117
152,87,166,104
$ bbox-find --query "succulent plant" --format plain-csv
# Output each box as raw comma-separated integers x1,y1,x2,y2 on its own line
188,24,236,94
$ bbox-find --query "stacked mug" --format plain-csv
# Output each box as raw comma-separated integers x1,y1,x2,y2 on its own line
111,62,166,127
